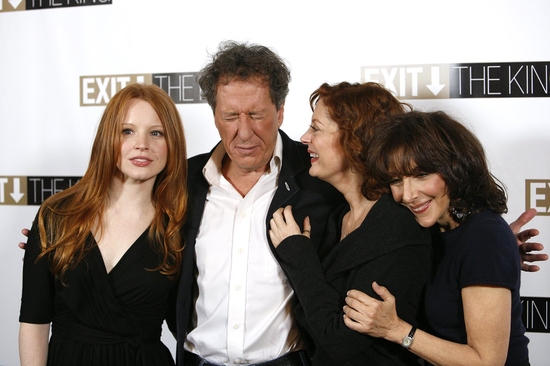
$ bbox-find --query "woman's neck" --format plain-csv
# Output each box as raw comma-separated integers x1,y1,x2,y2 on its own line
107,176,155,209
339,173,377,240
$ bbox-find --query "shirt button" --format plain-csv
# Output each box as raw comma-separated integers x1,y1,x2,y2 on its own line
236,285,242,291
233,324,240,329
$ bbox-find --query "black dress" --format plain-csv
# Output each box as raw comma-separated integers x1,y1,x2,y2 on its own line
20,224,177,366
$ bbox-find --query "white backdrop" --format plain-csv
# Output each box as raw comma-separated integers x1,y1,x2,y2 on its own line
1,0,549,365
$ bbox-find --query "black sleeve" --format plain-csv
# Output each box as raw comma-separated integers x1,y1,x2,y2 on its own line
19,217,55,324
276,235,430,363
165,279,178,335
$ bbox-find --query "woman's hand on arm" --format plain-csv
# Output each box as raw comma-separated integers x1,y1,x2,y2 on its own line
19,322,50,366
269,206,311,248
343,282,411,344
345,285,511,366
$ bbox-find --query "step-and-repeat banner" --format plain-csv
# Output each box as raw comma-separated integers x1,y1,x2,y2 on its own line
1,0,549,364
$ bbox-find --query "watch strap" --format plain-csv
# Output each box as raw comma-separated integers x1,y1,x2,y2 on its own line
401,325,417,349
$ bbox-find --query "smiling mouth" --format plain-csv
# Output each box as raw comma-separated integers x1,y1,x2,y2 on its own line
410,201,430,214
310,152,319,159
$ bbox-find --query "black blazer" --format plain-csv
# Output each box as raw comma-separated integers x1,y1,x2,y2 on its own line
275,194,433,365
174,130,344,365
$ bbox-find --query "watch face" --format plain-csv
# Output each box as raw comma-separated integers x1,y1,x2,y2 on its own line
403,337,412,347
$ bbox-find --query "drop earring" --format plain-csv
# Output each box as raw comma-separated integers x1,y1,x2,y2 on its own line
451,207,470,219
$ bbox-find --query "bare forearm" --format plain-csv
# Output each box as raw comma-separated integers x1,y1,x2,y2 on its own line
377,320,480,365
387,289,509,366
402,327,505,366
19,323,50,366
345,285,511,365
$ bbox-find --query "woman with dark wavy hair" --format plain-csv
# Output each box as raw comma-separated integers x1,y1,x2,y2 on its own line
19,83,188,366
344,111,530,366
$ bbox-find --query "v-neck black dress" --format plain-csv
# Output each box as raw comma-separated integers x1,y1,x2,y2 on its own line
20,223,177,366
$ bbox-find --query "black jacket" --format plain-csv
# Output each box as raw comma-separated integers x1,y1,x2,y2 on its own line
174,130,344,365
276,194,432,365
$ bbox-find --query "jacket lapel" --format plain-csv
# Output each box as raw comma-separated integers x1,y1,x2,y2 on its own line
324,195,411,277
267,130,308,220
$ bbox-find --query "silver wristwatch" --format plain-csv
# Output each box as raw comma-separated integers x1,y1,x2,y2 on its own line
401,326,417,349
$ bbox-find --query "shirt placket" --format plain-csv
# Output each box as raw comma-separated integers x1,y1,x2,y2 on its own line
226,191,255,364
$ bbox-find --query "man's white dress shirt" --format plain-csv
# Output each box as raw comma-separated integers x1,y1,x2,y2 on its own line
184,134,302,365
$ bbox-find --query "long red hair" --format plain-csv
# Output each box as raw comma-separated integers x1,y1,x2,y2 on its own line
37,83,188,280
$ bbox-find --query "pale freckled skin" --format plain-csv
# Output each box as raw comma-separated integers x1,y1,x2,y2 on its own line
300,100,350,188
117,99,168,185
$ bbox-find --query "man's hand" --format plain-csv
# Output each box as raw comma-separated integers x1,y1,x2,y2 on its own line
19,228,29,251
509,209,547,272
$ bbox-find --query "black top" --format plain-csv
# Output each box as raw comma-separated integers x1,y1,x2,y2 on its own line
276,194,433,366
425,210,529,365
20,222,177,366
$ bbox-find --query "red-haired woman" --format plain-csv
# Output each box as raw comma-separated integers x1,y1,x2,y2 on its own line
19,83,188,366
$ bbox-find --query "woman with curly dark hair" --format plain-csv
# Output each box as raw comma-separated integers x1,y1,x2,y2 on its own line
344,111,530,366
